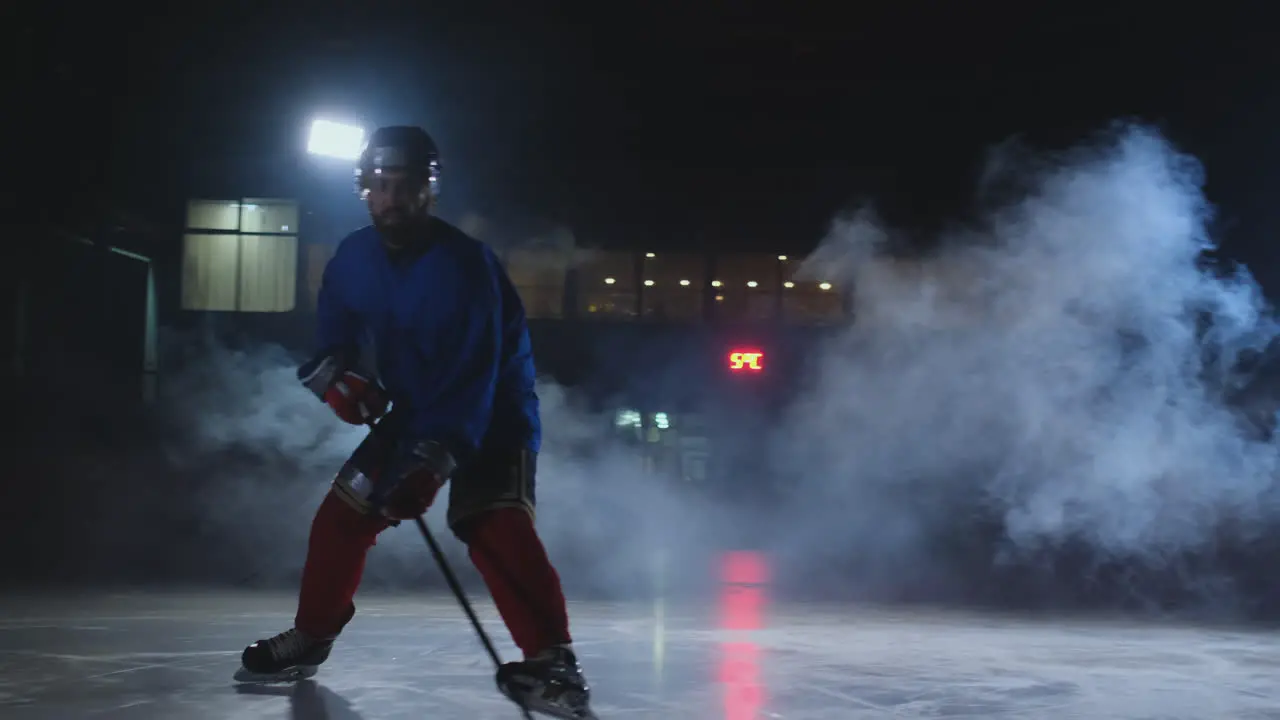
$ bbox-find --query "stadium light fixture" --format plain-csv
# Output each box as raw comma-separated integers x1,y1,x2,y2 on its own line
307,119,366,160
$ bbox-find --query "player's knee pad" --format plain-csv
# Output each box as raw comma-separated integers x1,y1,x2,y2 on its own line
447,447,537,542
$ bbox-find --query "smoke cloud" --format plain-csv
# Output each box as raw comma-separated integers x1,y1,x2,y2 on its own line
53,123,1277,616
768,124,1280,611
148,335,717,600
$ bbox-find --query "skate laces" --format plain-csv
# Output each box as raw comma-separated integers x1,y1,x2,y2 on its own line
266,628,311,660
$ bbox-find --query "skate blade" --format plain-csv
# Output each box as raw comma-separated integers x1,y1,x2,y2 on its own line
233,664,318,683
518,699,598,720
501,689,597,720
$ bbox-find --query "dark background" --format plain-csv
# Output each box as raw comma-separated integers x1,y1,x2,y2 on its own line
16,2,1280,261
9,1,1280,615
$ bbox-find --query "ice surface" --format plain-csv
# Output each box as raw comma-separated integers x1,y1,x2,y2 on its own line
1,590,1279,719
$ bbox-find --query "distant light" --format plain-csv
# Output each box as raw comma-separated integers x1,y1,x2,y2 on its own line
714,294,724,302
711,280,722,287
281,225,290,232
778,255,788,261
746,281,758,288
604,277,616,285
818,282,832,291
783,281,795,289
615,409,642,428
645,252,656,258
679,279,691,286
654,412,670,430
307,118,366,160
644,279,655,287
728,348,764,373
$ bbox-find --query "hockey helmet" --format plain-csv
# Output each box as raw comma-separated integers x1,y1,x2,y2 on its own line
355,125,442,199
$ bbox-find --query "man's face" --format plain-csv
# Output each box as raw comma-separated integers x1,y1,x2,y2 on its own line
365,169,431,234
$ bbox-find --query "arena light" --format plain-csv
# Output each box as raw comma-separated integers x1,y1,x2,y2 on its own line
307,119,366,160
728,347,764,373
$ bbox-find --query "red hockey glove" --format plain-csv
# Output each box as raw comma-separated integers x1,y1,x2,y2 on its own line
297,352,390,425
323,370,389,425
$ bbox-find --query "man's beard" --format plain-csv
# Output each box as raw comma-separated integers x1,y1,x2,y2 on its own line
374,211,427,249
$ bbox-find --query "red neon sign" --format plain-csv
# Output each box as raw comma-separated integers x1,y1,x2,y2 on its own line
728,348,764,372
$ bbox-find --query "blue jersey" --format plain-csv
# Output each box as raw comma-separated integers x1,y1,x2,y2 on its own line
315,219,541,457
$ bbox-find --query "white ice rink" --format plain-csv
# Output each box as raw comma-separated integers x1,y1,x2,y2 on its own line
1,587,1279,719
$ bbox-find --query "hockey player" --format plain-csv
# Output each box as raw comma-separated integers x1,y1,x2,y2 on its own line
235,126,593,718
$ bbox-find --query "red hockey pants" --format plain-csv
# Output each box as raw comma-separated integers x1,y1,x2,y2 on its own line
293,489,571,658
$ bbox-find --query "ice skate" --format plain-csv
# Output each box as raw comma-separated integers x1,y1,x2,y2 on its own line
233,627,334,683
497,646,597,719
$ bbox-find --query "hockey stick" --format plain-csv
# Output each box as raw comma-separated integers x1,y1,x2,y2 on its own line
369,422,535,720
411,514,534,720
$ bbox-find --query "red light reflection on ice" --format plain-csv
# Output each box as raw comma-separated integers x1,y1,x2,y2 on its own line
722,551,770,586
719,642,764,718
717,551,769,720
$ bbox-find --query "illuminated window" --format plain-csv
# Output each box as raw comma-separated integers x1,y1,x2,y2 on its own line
578,251,637,318
186,199,239,231
782,256,843,323
505,247,568,319
181,234,239,311
238,198,299,234
641,252,705,321
238,235,298,312
181,199,299,312
715,254,778,321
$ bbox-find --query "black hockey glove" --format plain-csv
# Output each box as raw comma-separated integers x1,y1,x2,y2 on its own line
375,439,458,520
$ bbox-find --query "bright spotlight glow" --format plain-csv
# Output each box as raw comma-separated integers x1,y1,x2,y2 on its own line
307,119,365,160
